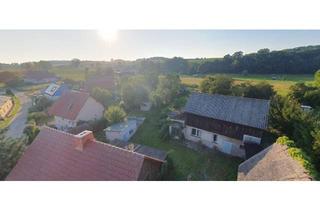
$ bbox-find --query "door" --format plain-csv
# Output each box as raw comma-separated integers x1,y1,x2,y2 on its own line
220,140,233,154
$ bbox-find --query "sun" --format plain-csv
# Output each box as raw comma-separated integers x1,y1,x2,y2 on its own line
97,29,118,43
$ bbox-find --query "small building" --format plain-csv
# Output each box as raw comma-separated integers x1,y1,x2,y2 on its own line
169,93,270,158
140,101,152,111
48,90,104,131
42,83,69,100
0,96,13,120
24,70,58,84
104,116,145,142
6,127,165,180
237,143,312,181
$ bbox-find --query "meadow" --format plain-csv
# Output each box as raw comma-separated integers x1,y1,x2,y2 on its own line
181,74,314,95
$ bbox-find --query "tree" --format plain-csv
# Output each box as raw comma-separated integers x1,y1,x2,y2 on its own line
121,78,149,110
71,58,81,68
0,138,26,180
104,105,126,124
315,70,320,87
23,121,40,145
152,74,181,106
90,87,113,107
200,75,233,95
242,82,275,99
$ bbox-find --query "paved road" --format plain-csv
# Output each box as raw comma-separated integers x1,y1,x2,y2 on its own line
5,91,32,139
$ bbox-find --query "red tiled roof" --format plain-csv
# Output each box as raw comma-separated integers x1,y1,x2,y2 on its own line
48,90,90,120
6,127,148,181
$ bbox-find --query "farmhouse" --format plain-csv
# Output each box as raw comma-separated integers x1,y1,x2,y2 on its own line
6,127,165,180
237,143,312,181
42,83,69,100
48,90,104,130
24,70,58,84
105,116,145,142
169,93,270,158
0,96,13,120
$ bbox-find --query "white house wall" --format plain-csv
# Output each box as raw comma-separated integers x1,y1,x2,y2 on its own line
76,97,104,122
54,116,77,130
184,125,244,157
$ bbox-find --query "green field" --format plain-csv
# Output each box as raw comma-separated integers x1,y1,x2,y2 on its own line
181,74,314,96
49,67,85,81
130,108,242,181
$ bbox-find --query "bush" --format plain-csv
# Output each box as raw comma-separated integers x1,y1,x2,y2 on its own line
27,112,50,125
5,88,14,96
23,122,40,145
0,138,26,180
29,96,53,112
90,87,113,107
104,105,127,124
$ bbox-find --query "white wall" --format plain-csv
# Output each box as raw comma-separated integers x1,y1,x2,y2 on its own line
105,122,137,141
54,116,77,130
76,97,104,122
184,125,243,156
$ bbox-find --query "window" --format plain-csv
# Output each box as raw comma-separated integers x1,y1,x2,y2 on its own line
213,134,218,142
191,128,200,137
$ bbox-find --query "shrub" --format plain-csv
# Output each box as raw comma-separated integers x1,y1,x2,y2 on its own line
27,112,50,125
104,105,127,124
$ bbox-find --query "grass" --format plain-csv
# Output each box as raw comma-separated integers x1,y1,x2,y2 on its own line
49,67,85,81
181,74,314,96
130,108,242,181
0,96,21,130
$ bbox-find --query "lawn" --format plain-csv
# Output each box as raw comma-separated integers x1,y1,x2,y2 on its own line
181,74,314,96
0,96,21,130
130,108,242,181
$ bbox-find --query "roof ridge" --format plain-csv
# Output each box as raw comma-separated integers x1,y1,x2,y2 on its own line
191,92,271,102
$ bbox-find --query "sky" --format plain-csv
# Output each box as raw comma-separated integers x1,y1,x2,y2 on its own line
1,30,320,63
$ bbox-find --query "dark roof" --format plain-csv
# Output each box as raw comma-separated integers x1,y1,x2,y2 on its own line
48,90,90,120
238,143,312,181
184,93,270,129
6,127,162,181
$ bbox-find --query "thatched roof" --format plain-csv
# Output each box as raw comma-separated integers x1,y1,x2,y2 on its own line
238,143,312,181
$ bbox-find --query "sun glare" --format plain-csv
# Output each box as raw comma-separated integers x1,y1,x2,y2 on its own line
97,29,118,43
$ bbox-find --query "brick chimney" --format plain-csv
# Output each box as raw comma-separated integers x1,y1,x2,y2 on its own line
74,130,95,151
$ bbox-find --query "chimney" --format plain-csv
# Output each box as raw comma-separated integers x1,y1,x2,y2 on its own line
74,130,95,151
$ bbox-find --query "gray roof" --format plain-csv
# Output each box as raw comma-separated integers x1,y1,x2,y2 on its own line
238,143,312,181
184,93,270,129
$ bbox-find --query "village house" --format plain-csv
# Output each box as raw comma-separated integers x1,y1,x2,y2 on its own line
169,93,270,158
237,142,312,181
104,116,145,141
48,90,104,130
23,70,58,84
42,83,70,100
6,127,165,181
0,96,13,120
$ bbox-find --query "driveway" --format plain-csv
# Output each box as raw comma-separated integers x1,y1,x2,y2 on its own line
5,91,32,139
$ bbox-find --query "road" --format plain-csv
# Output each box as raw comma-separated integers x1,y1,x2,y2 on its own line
5,91,32,139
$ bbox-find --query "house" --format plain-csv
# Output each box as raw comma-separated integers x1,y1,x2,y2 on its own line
169,93,270,158
48,90,104,130
237,143,312,181
0,96,13,120
84,74,115,91
105,116,145,141
140,101,152,111
42,83,69,100
6,127,165,180
24,70,58,84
